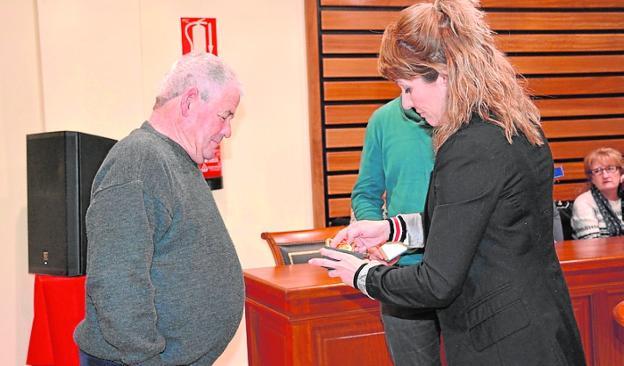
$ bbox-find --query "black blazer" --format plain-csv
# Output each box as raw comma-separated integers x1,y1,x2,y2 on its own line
366,117,585,365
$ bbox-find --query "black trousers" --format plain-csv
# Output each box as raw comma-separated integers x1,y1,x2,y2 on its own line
381,306,441,366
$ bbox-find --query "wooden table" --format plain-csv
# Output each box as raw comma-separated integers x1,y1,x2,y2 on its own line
244,263,391,365
245,237,624,365
556,237,624,365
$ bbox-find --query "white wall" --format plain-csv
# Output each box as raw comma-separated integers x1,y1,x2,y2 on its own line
0,0,44,364
2,0,313,364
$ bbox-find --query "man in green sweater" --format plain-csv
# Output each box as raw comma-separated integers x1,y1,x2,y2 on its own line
351,96,438,365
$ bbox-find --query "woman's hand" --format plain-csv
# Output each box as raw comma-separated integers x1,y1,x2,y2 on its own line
367,246,400,266
308,248,368,287
330,220,390,254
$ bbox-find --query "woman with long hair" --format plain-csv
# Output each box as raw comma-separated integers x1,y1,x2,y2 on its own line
310,0,585,364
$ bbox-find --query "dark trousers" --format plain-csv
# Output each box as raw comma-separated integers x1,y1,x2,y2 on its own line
381,310,441,366
79,350,124,366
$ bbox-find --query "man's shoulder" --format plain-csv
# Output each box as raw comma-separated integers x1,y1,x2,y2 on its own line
114,126,161,152
94,126,172,189
108,126,173,165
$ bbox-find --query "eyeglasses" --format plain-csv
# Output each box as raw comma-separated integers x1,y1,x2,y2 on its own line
589,165,620,176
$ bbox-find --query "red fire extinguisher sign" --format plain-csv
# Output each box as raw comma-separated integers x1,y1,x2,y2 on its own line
180,17,223,190
181,18,217,55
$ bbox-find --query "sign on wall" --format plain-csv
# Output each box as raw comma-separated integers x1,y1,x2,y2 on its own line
181,18,218,55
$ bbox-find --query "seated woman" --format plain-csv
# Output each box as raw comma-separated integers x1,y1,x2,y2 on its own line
571,147,624,239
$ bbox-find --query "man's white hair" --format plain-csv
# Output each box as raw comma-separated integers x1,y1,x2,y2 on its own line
154,52,241,109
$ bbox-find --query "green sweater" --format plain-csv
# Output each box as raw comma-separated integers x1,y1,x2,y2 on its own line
351,97,434,264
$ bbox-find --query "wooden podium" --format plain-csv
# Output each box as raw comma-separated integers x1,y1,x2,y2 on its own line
244,237,624,366
244,264,392,365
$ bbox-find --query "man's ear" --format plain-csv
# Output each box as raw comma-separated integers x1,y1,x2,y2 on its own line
180,87,199,117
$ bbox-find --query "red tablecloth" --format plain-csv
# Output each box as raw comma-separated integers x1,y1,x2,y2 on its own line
27,274,85,366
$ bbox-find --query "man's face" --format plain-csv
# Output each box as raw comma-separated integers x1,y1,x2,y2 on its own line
188,85,240,163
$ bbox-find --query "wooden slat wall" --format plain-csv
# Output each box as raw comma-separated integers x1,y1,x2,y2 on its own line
306,0,624,226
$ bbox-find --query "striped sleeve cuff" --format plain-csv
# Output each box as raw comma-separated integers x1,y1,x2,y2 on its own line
356,262,380,299
386,215,407,242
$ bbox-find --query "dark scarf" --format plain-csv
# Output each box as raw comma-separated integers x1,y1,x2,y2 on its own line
590,184,624,236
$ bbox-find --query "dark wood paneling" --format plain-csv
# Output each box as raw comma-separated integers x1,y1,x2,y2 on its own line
327,166,585,196
324,124,624,174
324,76,624,101
570,295,594,365
326,183,594,216
536,97,624,118
553,182,588,202
309,0,624,223
509,55,624,75
314,315,392,365
325,104,383,125
320,0,624,8
527,76,624,96
328,174,358,195
326,128,366,148
321,10,397,30
327,163,587,198
327,119,624,141
327,151,362,172
322,34,624,54
324,81,399,101
554,162,586,182
306,0,326,226
542,118,624,139
322,11,624,31
324,99,624,125
603,292,624,364
550,139,624,160
325,162,593,212
320,0,426,7
322,34,381,54
324,55,624,78
316,192,580,217
328,197,351,218
497,34,624,53
486,12,624,31
323,58,379,78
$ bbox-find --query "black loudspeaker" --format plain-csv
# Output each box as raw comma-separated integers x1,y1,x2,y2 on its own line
27,131,116,276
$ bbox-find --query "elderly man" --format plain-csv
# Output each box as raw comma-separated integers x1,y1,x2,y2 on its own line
74,52,244,366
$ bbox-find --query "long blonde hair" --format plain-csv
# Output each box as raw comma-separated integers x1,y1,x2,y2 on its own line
378,0,542,150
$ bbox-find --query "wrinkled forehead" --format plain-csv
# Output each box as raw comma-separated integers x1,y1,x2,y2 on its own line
214,84,240,106
223,91,241,113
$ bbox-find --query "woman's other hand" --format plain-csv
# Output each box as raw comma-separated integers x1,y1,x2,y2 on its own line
330,220,390,254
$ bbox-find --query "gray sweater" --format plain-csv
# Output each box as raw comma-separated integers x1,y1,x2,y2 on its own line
74,122,244,365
